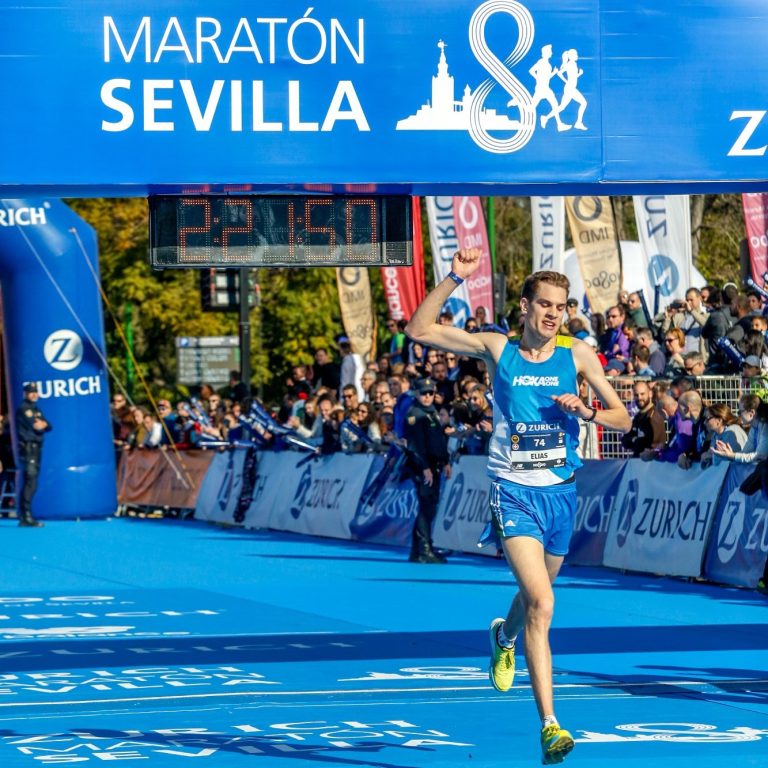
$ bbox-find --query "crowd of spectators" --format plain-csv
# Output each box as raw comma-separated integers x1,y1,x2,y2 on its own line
112,283,768,471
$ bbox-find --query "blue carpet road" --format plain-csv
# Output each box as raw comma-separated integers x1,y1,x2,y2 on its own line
0,518,764,766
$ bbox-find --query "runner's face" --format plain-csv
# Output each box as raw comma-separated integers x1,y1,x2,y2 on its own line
524,283,567,340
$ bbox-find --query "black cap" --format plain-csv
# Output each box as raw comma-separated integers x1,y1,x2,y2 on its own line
23,382,38,394
415,377,436,394
566,298,579,307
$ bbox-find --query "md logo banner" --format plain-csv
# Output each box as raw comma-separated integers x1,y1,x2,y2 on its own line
704,464,768,588
603,462,727,578
433,457,495,556
568,459,627,567
350,456,417,547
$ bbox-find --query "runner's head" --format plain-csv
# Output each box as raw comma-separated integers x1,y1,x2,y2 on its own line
520,271,570,341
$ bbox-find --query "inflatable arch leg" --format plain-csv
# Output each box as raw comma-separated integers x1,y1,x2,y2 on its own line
0,199,116,519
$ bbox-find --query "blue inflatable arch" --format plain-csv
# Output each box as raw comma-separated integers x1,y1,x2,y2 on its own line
0,199,116,520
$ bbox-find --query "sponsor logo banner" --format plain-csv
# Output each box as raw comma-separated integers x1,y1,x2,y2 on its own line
633,195,692,307
565,196,621,315
704,463,768,588
433,457,495,556
568,459,627,566
742,193,768,283
604,461,727,577
349,457,417,547
195,449,248,523
531,197,565,274
336,267,376,359
246,453,376,539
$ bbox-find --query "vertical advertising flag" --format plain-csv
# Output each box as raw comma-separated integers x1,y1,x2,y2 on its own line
565,196,622,315
531,197,566,274
336,267,376,360
741,193,768,282
426,197,493,326
380,197,426,321
633,195,692,310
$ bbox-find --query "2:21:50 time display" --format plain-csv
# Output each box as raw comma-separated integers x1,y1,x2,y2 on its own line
176,196,378,264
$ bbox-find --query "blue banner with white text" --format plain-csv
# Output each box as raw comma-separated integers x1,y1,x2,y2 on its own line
1,1,768,193
704,464,768,588
568,459,627,566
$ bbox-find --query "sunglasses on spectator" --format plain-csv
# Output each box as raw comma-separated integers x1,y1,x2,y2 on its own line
664,338,676,343
419,390,436,396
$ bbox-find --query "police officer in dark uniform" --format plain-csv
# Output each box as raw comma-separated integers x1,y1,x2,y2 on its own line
404,377,451,563
15,382,51,527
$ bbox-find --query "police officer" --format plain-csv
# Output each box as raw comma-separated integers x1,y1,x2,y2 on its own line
15,382,51,527
404,377,451,563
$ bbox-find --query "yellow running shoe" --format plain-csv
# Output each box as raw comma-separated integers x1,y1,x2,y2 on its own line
540,724,575,764
488,617,515,692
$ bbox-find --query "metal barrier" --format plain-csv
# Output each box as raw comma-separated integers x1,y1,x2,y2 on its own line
593,375,750,460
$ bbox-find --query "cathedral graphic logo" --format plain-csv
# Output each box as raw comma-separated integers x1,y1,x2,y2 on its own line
396,0,588,154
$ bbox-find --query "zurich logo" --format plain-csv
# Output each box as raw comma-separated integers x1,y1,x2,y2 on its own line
648,254,680,298
515,422,527,434
43,329,83,371
290,466,313,520
615,478,639,549
716,500,744,565
442,473,465,531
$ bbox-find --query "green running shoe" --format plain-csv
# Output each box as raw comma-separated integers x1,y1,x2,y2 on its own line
540,724,575,764
488,618,515,692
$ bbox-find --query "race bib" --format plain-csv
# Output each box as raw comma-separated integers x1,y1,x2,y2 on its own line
509,421,566,470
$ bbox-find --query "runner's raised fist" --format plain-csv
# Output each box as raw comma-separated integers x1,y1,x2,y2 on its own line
451,247,482,280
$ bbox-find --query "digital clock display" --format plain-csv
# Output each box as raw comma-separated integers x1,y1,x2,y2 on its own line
149,195,413,268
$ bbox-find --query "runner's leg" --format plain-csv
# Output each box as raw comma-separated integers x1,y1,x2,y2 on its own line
500,535,563,719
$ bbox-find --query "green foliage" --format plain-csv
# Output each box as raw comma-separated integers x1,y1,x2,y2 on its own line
67,194,749,401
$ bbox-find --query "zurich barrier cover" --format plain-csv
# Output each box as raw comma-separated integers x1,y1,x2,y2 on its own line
1,1,767,193
603,462,727,578
190,452,767,587
704,463,768,588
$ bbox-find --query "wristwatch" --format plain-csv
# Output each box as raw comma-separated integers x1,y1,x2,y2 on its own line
582,405,597,422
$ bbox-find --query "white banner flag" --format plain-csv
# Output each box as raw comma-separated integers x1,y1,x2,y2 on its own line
426,196,472,327
603,461,726,578
633,195,692,311
531,197,566,274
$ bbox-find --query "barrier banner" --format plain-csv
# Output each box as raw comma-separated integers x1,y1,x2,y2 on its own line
247,453,377,539
380,197,426,321
433,457,496,557
742,193,768,282
704,464,768,588
336,267,376,359
603,461,727,577
633,195,692,306
195,449,248,524
350,457,417,547
565,196,621,315
568,459,627,566
118,449,214,509
531,197,566,274
426,196,473,326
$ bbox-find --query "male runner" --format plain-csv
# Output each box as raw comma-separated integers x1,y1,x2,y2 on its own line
406,248,630,764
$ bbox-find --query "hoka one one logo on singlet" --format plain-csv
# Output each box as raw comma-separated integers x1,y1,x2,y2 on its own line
512,375,559,386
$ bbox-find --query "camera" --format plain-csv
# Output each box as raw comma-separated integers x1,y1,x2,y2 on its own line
669,300,686,311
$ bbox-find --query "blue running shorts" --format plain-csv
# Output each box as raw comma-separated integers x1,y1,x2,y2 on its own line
479,476,577,556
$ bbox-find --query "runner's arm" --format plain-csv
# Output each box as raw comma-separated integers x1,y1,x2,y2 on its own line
572,339,632,433
406,248,502,360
